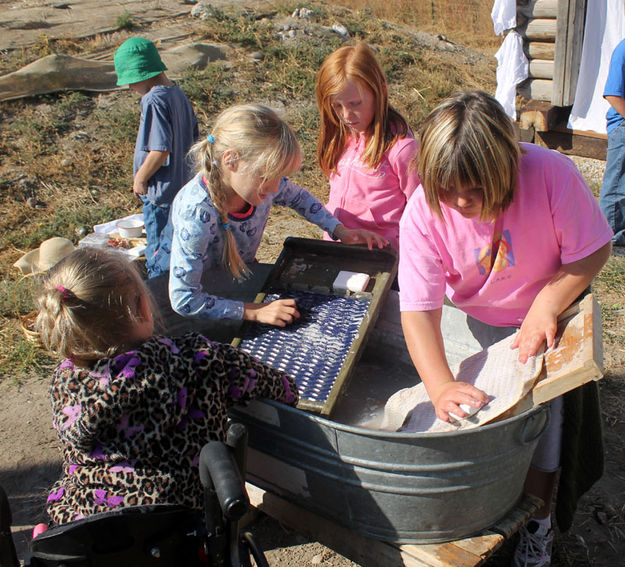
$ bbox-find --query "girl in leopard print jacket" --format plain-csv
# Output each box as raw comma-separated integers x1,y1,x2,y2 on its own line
35,246,298,525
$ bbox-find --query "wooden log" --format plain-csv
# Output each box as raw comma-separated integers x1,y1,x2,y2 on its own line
518,78,553,102
525,18,557,41
529,59,554,79
518,0,558,19
519,100,569,132
527,42,555,60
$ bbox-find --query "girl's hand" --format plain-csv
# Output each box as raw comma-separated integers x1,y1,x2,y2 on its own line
333,224,389,250
430,381,488,422
511,305,558,363
244,299,300,327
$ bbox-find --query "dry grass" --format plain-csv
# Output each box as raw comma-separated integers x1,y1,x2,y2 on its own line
334,0,499,51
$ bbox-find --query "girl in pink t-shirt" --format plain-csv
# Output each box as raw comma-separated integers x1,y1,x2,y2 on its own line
399,90,611,567
316,42,420,250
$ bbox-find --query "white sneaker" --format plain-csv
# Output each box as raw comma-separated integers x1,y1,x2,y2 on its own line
512,520,553,566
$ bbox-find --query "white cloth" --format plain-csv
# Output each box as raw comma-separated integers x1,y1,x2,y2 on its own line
380,334,545,433
491,0,516,36
568,0,625,133
495,31,528,120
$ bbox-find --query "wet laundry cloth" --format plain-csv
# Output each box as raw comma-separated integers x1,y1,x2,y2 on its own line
495,30,528,120
491,0,516,36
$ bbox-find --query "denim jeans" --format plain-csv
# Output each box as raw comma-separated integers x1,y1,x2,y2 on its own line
600,121,625,246
141,198,172,278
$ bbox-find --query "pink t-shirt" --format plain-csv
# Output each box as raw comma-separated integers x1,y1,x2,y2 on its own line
399,143,612,327
323,134,420,249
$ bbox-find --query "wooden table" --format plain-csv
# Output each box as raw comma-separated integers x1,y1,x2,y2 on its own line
247,484,541,567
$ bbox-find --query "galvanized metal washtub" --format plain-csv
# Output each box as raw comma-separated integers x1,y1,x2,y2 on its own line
230,295,550,544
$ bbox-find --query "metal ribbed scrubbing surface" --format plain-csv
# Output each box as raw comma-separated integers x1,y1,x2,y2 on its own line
238,290,370,405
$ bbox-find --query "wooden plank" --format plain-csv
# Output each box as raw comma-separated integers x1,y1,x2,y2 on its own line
247,483,432,567
552,0,569,105
563,0,587,105
535,128,607,159
247,483,542,567
527,42,555,60
525,18,557,41
553,0,587,106
529,59,554,79
531,295,604,405
518,0,558,19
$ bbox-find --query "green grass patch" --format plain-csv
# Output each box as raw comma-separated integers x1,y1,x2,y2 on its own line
115,10,135,31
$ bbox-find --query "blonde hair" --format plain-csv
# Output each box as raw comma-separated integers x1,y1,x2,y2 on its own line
416,90,521,221
316,42,409,175
190,103,302,278
35,247,154,365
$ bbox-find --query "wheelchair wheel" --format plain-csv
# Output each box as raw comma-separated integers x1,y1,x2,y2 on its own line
238,531,269,567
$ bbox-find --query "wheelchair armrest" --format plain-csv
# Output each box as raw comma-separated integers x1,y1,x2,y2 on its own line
0,486,23,567
199,442,249,521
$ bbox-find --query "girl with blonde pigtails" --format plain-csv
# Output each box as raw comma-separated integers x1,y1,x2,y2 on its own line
167,103,387,327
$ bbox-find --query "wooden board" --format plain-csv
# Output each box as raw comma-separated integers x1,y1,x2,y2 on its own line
507,294,603,417
247,483,542,567
532,294,603,405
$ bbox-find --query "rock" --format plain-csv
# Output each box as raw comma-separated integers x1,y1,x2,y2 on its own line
292,8,314,19
594,510,609,525
250,52,265,61
191,2,214,20
331,24,349,38
26,197,36,208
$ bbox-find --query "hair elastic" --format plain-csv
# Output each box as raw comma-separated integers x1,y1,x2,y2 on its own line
56,285,70,303
222,222,231,231
206,134,215,144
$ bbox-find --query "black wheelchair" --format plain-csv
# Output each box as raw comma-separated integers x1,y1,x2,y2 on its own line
0,424,268,567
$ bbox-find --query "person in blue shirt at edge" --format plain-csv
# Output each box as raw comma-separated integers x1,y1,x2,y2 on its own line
167,103,388,327
600,37,625,248
114,37,199,278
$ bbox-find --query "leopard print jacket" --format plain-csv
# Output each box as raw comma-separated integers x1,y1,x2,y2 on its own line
46,331,298,525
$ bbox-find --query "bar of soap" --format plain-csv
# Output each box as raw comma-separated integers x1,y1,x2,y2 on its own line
333,271,370,293
449,403,482,422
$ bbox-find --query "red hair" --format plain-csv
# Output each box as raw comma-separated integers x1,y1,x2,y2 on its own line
316,42,409,175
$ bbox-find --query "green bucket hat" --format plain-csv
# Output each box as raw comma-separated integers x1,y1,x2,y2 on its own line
114,37,167,86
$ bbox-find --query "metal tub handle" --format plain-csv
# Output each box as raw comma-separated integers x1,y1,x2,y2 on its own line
519,407,551,446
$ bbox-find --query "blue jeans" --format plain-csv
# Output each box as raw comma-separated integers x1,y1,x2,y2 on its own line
141,199,172,278
600,121,625,246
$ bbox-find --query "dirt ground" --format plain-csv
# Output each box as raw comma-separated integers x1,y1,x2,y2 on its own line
1,2,625,567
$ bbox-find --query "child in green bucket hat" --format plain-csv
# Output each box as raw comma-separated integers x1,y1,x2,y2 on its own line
114,37,199,278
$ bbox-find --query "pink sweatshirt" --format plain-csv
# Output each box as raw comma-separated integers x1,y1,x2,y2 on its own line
399,143,612,327
323,134,420,249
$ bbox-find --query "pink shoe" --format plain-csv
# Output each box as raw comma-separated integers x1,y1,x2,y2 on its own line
32,523,48,539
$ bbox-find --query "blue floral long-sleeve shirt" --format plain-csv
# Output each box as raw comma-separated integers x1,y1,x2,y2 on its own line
169,174,340,319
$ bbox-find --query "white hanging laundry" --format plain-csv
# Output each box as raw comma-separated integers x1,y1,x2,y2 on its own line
568,0,625,133
491,0,516,36
495,31,528,120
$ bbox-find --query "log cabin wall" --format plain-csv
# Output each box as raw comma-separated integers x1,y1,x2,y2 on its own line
516,0,587,105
